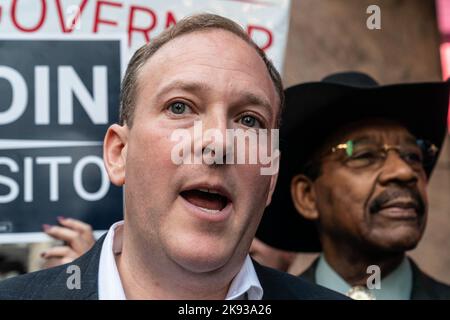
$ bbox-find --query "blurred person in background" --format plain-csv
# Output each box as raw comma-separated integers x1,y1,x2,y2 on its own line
257,71,450,300
250,238,297,273
40,216,96,268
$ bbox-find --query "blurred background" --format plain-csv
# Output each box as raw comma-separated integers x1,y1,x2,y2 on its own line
0,0,449,284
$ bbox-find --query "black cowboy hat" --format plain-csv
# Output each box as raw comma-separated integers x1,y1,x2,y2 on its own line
256,71,450,252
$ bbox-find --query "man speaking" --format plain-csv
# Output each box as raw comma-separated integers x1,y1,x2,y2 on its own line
0,14,343,300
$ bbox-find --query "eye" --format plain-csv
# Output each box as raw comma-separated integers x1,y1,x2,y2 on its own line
168,101,191,115
352,150,379,160
402,151,423,165
240,114,263,128
346,150,380,168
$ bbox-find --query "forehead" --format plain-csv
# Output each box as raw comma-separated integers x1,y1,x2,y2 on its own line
329,118,416,145
146,28,266,72
134,29,278,110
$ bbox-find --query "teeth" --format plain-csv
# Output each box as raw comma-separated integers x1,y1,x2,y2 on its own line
197,188,221,195
198,207,221,214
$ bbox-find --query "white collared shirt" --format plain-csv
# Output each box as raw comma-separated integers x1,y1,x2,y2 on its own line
98,221,263,300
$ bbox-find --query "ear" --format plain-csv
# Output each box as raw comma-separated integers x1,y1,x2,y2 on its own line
103,124,128,186
290,174,319,220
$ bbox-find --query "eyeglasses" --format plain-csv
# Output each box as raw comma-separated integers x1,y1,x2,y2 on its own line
329,139,439,171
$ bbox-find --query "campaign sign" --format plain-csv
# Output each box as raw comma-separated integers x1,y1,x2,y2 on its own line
0,39,123,242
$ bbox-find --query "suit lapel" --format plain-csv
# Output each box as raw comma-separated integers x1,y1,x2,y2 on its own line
409,258,449,300
42,234,106,299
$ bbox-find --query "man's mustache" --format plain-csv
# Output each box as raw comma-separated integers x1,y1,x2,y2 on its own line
369,187,426,216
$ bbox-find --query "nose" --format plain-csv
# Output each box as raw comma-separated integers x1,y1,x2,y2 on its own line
378,150,419,186
198,111,230,165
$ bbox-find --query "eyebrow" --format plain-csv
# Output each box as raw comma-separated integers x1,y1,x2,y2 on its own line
155,80,274,120
350,134,418,145
231,92,274,121
351,136,373,143
155,80,211,101
405,136,418,145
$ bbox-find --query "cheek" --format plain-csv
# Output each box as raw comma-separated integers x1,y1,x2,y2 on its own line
128,123,179,171
230,164,273,239
315,173,373,231
417,179,429,217
125,125,180,207
236,164,273,204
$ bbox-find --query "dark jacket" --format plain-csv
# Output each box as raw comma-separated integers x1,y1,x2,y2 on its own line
0,235,346,300
299,257,450,300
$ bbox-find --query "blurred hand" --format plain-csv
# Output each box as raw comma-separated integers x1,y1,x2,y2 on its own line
41,216,96,267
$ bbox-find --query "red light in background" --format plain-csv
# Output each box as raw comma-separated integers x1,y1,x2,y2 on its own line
440,43,450,127
436,0,450,130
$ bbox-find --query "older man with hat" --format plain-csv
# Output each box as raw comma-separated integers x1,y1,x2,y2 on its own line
256,71,450,299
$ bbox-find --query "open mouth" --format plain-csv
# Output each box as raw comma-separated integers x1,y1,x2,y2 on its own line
180,188,230,213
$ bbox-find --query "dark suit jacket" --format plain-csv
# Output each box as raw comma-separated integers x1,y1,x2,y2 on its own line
0,236,346,300
299,257,450,300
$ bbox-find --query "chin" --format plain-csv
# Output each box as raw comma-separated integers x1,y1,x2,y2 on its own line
369,232,421,253
380,241,419,253
368,222,423,248
165,236,238,273
170,250,232,273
